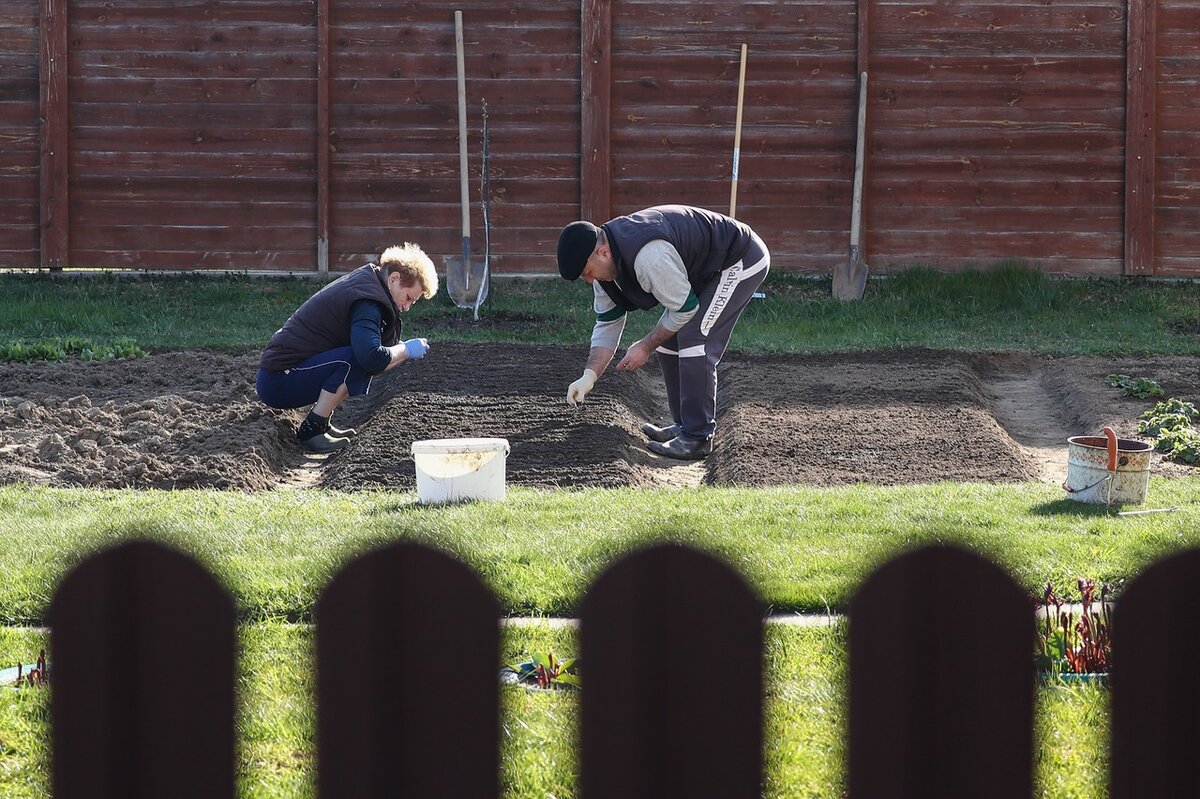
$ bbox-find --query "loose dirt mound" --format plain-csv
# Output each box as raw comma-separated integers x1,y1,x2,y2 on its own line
0,345,1195,491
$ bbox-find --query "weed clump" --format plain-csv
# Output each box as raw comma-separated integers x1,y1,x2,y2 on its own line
1106,373,1164,399
1138,398,1200,465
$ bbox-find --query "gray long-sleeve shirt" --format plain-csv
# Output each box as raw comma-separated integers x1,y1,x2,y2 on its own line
590,239,699,350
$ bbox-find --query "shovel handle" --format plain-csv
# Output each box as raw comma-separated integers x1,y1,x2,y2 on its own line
1103,426,1118,472
455,10,470,239
730,43,747,218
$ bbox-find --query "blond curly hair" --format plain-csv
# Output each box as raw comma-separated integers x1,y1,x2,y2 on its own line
380,243,438,299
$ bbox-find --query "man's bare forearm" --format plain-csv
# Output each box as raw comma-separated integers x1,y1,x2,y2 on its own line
585,346,616,378
638,323,676,353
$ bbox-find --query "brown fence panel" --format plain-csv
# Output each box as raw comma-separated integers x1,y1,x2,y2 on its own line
580,543,763,799
849,544,1034,798
1110,548,1200,797
49,540,236,799
316,542,500,799
1154,0,1200,277
66,0,318,271
3,1,1196,276
609,1,859,273
327,1,581,274
867,0,1129,276
0,1,40,268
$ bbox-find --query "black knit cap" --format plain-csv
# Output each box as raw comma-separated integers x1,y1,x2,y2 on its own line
556,220,599,280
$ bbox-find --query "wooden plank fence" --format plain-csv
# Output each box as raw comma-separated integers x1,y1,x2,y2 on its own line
35,540,1200,796
1,1,1199,277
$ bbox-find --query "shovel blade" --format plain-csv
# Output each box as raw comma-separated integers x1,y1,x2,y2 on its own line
833,248,868,300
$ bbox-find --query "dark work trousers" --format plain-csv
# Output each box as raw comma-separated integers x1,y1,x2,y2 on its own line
654,234,770,441
255,346,374,410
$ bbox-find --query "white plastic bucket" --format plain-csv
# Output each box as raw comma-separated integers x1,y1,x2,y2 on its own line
411,437,510,504
1063,427,1153,505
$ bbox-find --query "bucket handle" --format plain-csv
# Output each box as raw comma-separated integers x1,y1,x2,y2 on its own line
1062,474,1112,495
1103,426,1118,472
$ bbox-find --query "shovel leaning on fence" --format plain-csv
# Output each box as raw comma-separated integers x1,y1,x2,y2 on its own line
450,11,490,319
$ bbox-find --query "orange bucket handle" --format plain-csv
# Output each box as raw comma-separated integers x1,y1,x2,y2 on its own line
1102,426,1119,472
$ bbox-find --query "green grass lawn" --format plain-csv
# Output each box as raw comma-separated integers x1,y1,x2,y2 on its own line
0,623,1107,799
1,482,1198,625
1,266,1198,356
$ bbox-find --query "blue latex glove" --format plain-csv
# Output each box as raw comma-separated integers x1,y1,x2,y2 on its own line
404,338,430,360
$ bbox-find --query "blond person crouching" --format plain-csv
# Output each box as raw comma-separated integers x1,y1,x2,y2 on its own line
256,243,438,452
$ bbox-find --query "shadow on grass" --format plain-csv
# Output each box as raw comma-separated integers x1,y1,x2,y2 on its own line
366,497,440,516
1028,499,1118,518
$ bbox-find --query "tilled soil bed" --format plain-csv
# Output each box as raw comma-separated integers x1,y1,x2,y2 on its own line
0,344,1196,491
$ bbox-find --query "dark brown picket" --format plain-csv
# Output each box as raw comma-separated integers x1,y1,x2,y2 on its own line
49,540,236,799
1110,548,1200,798
579,543,764,799
848,544,1035,799
315,542,500,799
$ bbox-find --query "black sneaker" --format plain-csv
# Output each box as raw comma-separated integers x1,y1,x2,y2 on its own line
299,432,351,453
328,423,357,438
647,434,712,460
640,422,681,443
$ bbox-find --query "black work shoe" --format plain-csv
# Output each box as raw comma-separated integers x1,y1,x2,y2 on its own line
299,432,351,453
328,423,357,438
641,422,682,443
647,434,712,460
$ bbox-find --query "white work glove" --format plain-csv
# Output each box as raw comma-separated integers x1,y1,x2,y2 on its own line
566,369,598,407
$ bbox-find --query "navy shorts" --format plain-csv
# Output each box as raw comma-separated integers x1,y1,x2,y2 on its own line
255,346,375,410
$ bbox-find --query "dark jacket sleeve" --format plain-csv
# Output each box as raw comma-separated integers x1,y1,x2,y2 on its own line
349,299,392,375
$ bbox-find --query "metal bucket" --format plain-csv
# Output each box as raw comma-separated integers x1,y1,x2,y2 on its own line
1063,427,1153,505
444,255,489,310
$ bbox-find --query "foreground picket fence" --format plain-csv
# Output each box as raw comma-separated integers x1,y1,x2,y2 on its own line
42,540,1200,798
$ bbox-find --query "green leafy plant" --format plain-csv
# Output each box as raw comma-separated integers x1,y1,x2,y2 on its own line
1034,579,1113,676
1138,398,1200,464
1106,373,1164,399
88,337,147,360
0,337,147,363
1156,426,1200,465
501,651,580,690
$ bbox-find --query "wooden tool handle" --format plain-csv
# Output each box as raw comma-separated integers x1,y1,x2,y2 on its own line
730,43,747,218
455,10,470,238
849,72,868,249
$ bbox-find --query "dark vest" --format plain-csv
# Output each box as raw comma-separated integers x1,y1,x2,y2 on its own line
598,205,754,311
259,264,401,371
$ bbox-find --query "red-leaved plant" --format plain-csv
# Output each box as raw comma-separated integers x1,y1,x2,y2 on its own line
501,652,580,690
1034,579,1113,676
